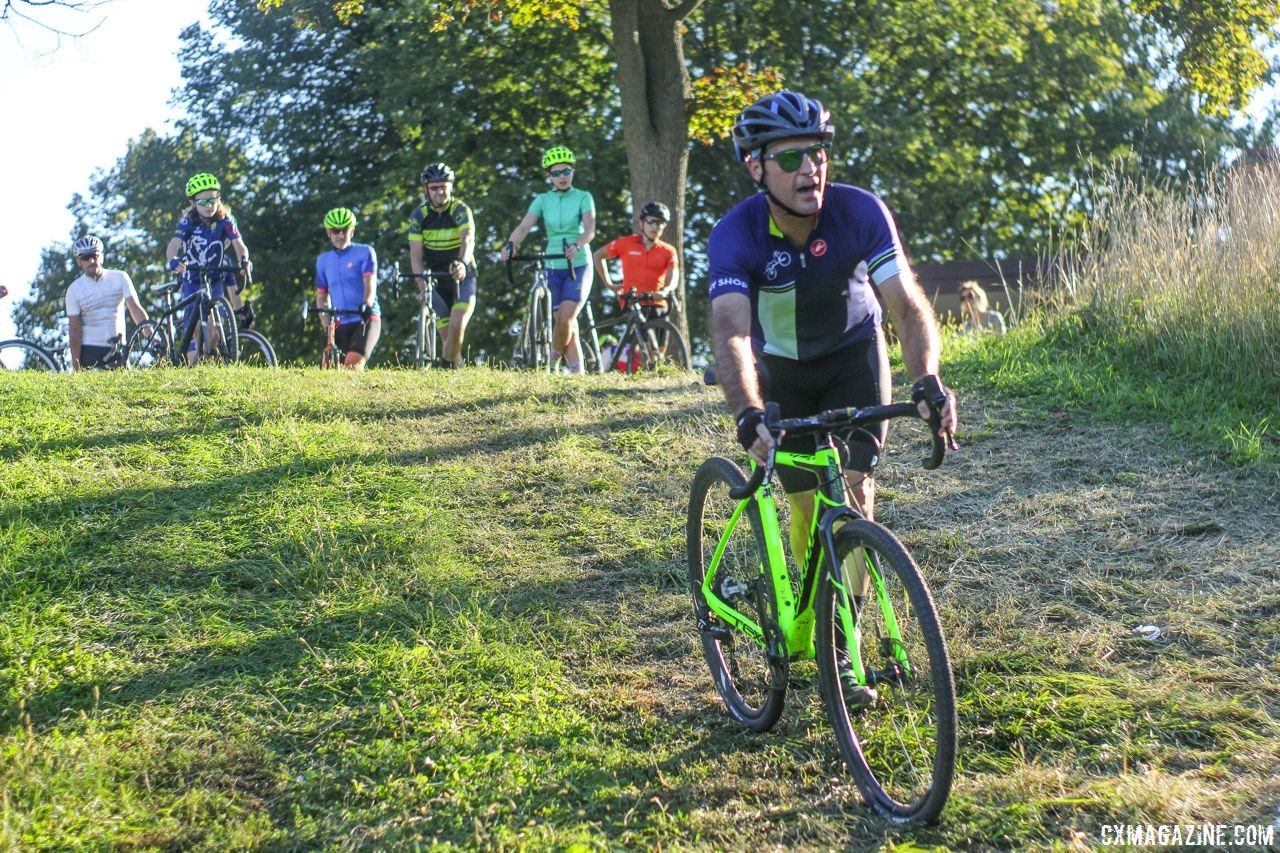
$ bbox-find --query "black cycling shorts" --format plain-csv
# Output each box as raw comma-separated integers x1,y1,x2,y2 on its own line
429,267,477,324
758,330,890,492
335,316,380,359
79,343,119,369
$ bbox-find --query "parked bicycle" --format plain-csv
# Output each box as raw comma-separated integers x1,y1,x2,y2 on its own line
584,288,690,373
687,394,956,824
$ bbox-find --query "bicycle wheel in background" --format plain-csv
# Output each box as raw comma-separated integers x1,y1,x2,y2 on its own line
686,456,788,732
638,317,690,371
815,519,956,824
530,288,554,372
236,330,277,367
125,321,173,368
0,339,60,371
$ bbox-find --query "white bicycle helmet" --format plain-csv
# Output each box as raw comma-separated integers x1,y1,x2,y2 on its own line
73,235,104,256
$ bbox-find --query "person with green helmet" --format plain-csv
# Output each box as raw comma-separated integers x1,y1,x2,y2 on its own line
499,145,596,373
315,206,381,370
164,172,253,364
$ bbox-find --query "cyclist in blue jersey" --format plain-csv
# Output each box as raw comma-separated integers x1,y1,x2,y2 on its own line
708,90,958,562
316,207,381,370
499,145,596,374
164,172,253,365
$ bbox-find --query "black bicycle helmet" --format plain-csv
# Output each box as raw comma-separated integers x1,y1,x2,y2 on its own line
420,162,455,184
731,90,834,161
639,201,670,222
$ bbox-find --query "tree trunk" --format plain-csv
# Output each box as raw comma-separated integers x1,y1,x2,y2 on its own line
606,0,704,344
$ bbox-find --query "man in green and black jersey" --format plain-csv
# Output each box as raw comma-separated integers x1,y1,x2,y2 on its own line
408,162,477,367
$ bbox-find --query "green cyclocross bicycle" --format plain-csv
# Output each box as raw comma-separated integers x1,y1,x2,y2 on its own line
687,393,957,824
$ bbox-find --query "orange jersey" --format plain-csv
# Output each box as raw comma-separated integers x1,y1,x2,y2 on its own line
601,234,676,293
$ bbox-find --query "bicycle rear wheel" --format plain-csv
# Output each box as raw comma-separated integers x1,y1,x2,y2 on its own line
125,321,173,368
637,317,690,371
0,339,59,371
236,330,277,367
816,520,956,824
687,456,787,731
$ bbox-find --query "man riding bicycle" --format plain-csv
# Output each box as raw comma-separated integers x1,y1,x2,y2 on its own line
593,201,679,314
407,162,477,368
708,90,958,562
65,235,148,370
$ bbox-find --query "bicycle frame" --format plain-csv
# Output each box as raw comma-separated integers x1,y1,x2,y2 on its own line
700,440,904,684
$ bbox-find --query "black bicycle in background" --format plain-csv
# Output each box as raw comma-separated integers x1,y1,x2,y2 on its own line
583,288,690,373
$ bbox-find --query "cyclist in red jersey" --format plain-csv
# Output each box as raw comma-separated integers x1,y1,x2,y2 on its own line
593,201,679,313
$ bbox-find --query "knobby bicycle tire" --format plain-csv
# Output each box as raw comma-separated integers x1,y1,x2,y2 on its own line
207,295,240,363
125,321,174,368
639,317,690,371
0,339,60,371
236,330,277,367
531,288,553,372
815,520,956,824
415,305,438,368
687,456,788,732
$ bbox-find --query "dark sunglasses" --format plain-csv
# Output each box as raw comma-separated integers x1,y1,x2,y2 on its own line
77,253,99,261
548,167,574,177
194,197,220,208
761,142,831,172
641,217,666,225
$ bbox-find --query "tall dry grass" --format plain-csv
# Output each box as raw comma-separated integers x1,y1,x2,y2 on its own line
1054,162,1280,385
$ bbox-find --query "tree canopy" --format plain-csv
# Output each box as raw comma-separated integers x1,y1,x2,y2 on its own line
14,0,1277,361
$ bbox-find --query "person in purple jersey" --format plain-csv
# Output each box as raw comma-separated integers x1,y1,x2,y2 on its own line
165,173,254,365
316,207,381,370
708,90,958,563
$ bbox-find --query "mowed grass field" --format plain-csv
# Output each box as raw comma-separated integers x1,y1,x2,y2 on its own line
2,353,1278,850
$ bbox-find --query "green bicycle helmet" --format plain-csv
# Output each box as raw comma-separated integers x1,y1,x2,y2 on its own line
541,146,576,169
323,207,357,229
185,172,221,197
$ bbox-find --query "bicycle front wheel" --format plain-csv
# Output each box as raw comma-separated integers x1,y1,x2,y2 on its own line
687,456,787,732
531,289,553,372
0,339,59,371
207,296,239,363
236,330,277,367
816,519,956,824
125,322,173,368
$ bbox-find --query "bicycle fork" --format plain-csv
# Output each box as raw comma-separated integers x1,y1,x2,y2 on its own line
821,511,913,689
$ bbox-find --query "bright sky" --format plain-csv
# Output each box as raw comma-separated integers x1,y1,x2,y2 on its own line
0,0,212,338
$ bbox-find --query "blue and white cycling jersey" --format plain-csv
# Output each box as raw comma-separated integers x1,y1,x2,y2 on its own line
707,183,908,361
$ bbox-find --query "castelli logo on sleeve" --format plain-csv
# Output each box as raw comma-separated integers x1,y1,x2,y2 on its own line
811,239,828,257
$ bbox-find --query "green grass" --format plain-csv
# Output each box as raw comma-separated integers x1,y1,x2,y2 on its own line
2,363,1279,850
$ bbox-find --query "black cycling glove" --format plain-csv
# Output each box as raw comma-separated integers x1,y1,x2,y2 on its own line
736,407,766,452
359,302,373,321
911,374,949,411
235,300,256,330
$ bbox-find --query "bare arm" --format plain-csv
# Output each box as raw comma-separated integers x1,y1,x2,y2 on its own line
592,245,615,289
362,271,376,306
661,260,679,296
565,209,596,263
164,237,185,272
877,269,957,439
68,315,84,370
711,293,772,462
501,211,540,260
125,294,148,325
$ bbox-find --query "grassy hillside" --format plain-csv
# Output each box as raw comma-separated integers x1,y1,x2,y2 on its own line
2,363,1278,850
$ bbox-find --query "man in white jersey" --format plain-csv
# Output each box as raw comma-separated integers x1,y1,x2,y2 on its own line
64,236,148,370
